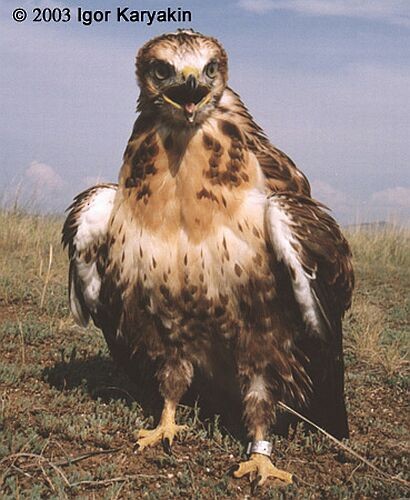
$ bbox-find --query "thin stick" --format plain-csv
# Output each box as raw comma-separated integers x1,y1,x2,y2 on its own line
69,473,167,489
1,447,123,470
43,458,71,488
10,464,33,479
39,437,50,458
40,243,53,309
0,436,39,486
278,401,409,488
17,319,26,366
0,453,70,488
40,463,56,493
110,480,127,500
52,447,123,468
1,448,123,493
38,255,43,278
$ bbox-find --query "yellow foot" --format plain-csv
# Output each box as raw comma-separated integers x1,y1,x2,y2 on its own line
135,422,187,452
233,453,292,490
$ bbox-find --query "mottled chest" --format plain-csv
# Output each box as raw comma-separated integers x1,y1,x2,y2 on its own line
109,119,275,333
119,119,264,239
121,193,274,334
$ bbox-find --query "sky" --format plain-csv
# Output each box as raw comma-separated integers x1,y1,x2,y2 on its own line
1,0,409,224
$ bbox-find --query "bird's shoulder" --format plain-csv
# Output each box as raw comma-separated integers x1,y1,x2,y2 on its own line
217,87,311,196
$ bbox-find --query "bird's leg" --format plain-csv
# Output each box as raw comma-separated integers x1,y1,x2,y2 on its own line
233,425,293,488
136,399,187,452
232,373,293,488
136,356,192,452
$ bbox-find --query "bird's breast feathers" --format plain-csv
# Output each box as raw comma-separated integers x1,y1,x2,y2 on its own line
106,118,274,327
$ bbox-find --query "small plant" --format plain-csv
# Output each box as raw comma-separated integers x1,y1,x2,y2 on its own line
0,209,409,497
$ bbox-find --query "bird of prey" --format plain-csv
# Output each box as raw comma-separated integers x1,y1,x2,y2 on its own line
62,29,354,488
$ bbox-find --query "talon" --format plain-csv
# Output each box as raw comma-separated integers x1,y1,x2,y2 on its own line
251,477,259,495
135,400,188,451
136,422,187,451
233,453,292,487
227,464,239,476
163,437,172,455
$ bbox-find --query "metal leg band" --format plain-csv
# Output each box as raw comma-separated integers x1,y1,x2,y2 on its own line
246,440,273,457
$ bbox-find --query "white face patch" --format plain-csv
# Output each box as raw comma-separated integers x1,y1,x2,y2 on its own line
172,50,212,75
154,43,214,77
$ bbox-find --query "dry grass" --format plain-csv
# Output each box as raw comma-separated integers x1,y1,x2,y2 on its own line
347,223,410,269
0,207,66,316
344,224,409,378
0,208,409,498
346,297,409,377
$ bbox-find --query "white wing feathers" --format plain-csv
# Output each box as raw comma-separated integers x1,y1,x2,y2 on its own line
266,192,353,342
266,195,322,335
62,184,117,326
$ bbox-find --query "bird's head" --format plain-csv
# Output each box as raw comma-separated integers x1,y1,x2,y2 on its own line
136,29,228,126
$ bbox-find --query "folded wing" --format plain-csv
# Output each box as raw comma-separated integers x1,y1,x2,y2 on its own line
266,193,354,438
62,183,118,326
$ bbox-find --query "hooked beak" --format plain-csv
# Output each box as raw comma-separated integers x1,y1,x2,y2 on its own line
162,72,211,123
186,74,198,90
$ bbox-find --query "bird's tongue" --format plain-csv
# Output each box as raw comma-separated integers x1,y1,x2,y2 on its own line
184,102,196,114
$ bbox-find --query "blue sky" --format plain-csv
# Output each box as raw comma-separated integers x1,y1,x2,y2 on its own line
1,0,409,223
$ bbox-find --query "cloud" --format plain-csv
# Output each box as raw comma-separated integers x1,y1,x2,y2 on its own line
311,179,348,207
238,0,410,27
1,0,408,223
370,186,410,208
25,161,65,191
238,0,275,13
235,60,410,211
310,180,410,224
310,179,361,222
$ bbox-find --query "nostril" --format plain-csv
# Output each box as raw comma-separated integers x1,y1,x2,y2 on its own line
186,74,198,90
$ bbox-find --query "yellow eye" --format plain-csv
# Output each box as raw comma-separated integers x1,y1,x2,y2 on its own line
205,61,218,79
153,62,172,81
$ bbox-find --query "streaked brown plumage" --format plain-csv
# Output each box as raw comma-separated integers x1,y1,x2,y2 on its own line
62,29,353,489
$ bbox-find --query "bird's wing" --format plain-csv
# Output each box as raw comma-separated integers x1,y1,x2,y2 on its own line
221,88,311,195
62,183,118,326
266,192,354,438
266,192,353,341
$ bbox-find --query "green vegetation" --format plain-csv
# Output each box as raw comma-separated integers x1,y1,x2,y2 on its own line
0,208,408,498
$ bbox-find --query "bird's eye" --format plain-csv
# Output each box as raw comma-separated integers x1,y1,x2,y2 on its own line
205,61,218,79
153,62,172,81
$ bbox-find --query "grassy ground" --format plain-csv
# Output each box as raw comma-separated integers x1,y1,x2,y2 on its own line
0,208,408,499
